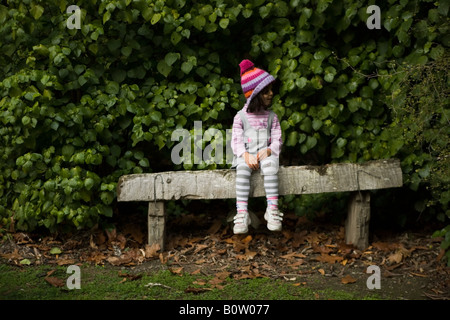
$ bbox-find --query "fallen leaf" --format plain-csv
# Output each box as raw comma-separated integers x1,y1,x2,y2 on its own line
83,251,106,264
144,243,160,258
195,259,206,264
215,271,231,280
312,244,334,254
0,248,22,261
50,247,62,255
118,271,142,281
314,253,344,264
168,267,183,275
226,235,253,253
46,269,56,277
193,244,209,254
387,251,403,264
159,252,168,264
236,249,258,261
89,235,98,249
372,241,401,252
341,275,357,284
56,257,76,266
45,276,65,287
193,279,207,286
280,252,306,259
318,268,325,276
293,282,306,286
288,260,304,269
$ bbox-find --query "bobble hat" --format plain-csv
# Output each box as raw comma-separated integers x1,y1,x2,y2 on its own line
239,59,275,105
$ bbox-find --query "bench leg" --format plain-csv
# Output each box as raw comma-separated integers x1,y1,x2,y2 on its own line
345,191,370,250
148,201,166,251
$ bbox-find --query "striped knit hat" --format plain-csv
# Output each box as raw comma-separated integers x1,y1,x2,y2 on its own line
239,59,275,104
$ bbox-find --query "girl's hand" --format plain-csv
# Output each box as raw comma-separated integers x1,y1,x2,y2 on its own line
244,152,259,170
257,148,271,162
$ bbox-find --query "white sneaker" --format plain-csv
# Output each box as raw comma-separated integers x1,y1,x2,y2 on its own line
264,207,283,231
233,210,251,234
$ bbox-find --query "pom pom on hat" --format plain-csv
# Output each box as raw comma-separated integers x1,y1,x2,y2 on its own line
239,59,255,75
239,59,275,103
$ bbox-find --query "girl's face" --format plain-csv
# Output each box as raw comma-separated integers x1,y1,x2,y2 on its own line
260,84,273,107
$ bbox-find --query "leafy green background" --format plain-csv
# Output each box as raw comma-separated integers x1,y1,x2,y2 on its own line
0,0,448,262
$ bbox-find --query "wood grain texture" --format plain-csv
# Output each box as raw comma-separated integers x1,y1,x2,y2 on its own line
117,159,402,202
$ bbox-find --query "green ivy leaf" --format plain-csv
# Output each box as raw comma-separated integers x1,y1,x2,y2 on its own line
105,81,120,95
157,60,172,77
165,52,180,66
30,4,44,20
193,15,206,30
219,18,229,29
151,13,162,25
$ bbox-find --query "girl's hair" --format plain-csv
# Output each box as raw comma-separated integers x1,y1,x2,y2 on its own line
247,84,272,113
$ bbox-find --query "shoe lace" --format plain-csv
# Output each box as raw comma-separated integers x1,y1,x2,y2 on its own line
234,210,248,224
268,209,283,221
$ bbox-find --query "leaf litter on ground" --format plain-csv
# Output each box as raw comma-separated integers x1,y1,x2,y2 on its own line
0,210,449,299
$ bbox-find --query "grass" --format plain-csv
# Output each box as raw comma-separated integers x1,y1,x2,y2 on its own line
0,263,383,300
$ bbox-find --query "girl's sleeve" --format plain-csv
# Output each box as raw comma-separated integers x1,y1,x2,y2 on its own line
231,114,246,157
269,113,283,156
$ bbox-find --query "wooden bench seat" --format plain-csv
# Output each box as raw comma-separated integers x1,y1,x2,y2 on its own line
117,159,403,250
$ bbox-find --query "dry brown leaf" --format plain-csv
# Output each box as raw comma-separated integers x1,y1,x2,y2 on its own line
388,251,403,264
118,271,142,281
168,266,183,275
280,252,306,259
193,244,209,254
194,259,206,264
314,253,344,264
318,268,325,275
144,243,161,258
293,282,307,286
288,260,304,269
45,276,65,287
190,268,202,275
89,235,98,249
84,251,106,264
226,235,253,253
159,252,168,264
193,279,207,286
372,241,401,252
236,249,258,261
341,275,357,284
56,257,76,266
106,256,122,266
0,248,22,261
312,244,334,254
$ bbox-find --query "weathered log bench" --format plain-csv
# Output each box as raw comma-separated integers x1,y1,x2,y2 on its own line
117,159,402,250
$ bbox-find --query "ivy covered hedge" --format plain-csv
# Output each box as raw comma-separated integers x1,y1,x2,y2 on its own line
0,0,448,260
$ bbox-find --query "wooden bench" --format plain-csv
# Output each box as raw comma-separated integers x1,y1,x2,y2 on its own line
116,159,402,250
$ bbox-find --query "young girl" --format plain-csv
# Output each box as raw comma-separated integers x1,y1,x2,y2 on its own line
231,59,283,234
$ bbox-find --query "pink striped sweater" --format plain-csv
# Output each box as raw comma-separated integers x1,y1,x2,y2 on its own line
231,102,282,158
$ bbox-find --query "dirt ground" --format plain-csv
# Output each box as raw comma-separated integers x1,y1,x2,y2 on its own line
1,206,449,300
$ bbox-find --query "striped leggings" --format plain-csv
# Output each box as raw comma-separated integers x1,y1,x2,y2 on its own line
236,162,279,204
